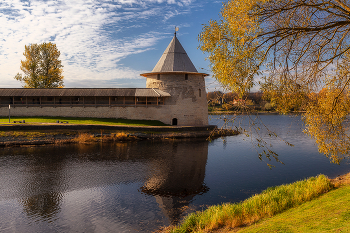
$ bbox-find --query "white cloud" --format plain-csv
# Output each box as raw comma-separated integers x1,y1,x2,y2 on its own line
0,0,198,87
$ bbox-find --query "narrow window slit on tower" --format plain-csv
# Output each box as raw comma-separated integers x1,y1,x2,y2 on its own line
185,74,188,80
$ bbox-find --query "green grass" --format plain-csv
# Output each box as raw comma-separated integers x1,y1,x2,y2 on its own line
237,185,350,233
0,116,167,126
167,175,333,233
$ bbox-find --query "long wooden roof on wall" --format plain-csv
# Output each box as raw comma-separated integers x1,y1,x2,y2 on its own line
0,88,171,97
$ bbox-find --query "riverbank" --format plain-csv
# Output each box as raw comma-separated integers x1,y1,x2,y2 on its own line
209,111,279,115
208,111,305,115
0,123,237,147
165,173,350,233
234,173,350,233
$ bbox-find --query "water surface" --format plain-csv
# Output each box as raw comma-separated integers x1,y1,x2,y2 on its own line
0,114,349,232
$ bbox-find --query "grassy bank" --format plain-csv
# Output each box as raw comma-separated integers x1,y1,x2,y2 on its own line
166,175,335,233
0,116,167,126
237,185,350,232
0,117,233,147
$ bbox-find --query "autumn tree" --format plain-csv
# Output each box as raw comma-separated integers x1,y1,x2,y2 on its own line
207,91,223,102
199,0,262,99
14,42,64,88
248,92,263,104
199,0,350,162
223,92,238,102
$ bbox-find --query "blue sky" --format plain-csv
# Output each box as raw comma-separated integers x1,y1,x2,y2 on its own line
0,0,224,91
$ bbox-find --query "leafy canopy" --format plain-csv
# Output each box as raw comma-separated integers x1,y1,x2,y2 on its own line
199,0,265,98
14,42,64,88
199,0,350,162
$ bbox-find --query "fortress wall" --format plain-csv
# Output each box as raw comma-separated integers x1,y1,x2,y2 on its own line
0,73,209,126
0,72,209,126
0,104,207,126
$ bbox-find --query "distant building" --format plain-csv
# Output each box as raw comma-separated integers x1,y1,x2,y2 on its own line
0,35,209,126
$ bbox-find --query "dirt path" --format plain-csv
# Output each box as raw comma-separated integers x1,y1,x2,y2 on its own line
331,172,350,186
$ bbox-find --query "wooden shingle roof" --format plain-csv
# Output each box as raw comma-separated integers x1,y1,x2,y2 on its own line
140,35,208,77
152,35,198,73
0,88,171,97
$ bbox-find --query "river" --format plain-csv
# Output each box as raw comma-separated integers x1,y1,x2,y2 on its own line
0,114,349,232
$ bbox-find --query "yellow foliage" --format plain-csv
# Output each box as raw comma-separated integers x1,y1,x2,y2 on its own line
14,42,64,88
200,0,350,162
261,76,308,113
74,133,95,143
199,0,266,98
303,88,350,163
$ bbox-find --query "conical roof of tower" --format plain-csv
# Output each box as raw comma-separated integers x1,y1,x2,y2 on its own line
152,35,198,73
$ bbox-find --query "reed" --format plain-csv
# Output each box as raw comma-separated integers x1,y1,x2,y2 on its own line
168,175,333,233
111,132,129,140
73,132,131,143
74,133,95,143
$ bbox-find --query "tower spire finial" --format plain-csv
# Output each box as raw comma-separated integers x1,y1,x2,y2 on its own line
175,26,179,36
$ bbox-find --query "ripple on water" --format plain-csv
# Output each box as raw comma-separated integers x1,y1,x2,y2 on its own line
1,116,350,232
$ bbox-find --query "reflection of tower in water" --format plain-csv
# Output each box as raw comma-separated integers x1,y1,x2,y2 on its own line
11,141,210,227
140,140,209,224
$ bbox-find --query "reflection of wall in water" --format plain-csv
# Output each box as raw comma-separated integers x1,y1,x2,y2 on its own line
16,147,67,220
1,141,209,225
141,140,209,223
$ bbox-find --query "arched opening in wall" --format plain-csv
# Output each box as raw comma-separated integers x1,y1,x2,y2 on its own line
172,118,178,126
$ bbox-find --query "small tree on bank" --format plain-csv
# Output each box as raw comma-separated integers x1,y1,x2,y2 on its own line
14,42,64,88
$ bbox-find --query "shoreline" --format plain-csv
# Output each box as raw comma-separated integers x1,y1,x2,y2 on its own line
0,123,238,147
165,173,350,233
208,111,306,115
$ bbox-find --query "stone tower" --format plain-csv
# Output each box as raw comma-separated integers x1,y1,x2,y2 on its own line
141,34,209,126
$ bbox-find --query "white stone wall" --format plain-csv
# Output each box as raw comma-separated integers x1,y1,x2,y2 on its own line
0,103,208,126
0,106,171,124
